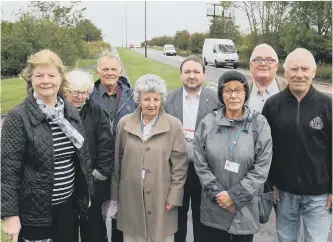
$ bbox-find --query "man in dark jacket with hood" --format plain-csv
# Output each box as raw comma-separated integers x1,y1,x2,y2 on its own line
90,51,135,242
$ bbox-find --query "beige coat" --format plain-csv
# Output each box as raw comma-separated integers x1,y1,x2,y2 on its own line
111,107,188,241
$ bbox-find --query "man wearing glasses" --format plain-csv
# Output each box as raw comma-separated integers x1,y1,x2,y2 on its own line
91,51,135,242
262,48,332,242
247,44,287,113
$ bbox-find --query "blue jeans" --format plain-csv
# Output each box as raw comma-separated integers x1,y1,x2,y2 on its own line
276,190,332,242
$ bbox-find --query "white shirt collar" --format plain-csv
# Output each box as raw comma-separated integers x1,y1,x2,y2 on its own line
140,112,158,126
183,86,202,100
252,79,279,95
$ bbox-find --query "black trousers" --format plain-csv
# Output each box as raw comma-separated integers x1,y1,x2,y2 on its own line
112,219,123,242
19,197,75,242
204,225,254,242
76,179,109,242
175,162,205,242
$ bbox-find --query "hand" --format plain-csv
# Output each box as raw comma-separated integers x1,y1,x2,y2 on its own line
165,203,176,211
273,186,279,203
3,216,21,242
326,194,332,210
224,204,236,213
216,191,234,208
88,198,91,208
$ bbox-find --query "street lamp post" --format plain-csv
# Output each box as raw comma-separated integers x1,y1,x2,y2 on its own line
125,4,127,48
144,1,147,57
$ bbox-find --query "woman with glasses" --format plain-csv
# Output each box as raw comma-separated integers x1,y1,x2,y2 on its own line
64,69,113,242
193,71,273,242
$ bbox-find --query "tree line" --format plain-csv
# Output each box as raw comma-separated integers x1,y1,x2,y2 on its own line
1,1,111,77
145,1,332,66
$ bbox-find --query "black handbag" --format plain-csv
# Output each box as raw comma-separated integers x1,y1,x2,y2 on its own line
258,180,275,224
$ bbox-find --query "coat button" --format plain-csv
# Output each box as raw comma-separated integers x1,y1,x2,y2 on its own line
146,147,151,151
146,169,151,173
147,211,152,215
146,191,151,195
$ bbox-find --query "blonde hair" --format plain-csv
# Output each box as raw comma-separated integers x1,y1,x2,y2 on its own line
65,69,94,94
20,49,68,94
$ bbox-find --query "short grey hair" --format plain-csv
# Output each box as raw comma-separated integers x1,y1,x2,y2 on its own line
283,48,317,70
65,69,94,93
180,55,205,73
133,74,168,105
250,43,279,63
96,50,122,72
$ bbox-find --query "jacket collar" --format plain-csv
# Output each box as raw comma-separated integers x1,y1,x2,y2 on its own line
284,84,316,103
215,104,251,127
123,106,170,141
25,90,80,125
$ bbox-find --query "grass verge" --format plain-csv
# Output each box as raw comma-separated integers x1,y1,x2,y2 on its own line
1,77,26,114
117,47,182,90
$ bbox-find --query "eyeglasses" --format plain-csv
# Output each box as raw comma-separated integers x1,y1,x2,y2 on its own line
252,57,276,65
223,88,245,95
68,89,88,97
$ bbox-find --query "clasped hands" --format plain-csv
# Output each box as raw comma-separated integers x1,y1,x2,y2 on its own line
215,191,236,213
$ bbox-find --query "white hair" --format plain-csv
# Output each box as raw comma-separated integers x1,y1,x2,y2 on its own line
250,43,279,63
133,74,168,105
283,48,317,70
97,50,122,72
65,69,94,94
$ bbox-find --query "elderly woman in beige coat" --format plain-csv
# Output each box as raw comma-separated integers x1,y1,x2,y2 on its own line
111,74,188,242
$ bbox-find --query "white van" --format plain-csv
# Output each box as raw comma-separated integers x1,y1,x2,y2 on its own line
163,44,176,56
202,39,239,68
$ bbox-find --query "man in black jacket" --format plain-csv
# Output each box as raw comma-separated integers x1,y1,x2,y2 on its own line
262,48,332,242
91,51,135,242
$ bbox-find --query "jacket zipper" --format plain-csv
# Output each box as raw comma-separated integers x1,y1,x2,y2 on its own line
296,102,301,184
110,91,134,135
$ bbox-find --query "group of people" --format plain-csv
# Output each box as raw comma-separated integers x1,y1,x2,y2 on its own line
1,43,331,242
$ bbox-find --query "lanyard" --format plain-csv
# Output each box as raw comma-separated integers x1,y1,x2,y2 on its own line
224,127,244,161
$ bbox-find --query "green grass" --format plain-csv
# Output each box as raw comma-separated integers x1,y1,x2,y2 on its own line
117,47,182,91
1,77,27,114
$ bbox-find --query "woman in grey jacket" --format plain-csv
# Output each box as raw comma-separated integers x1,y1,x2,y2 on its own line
193,71,273,242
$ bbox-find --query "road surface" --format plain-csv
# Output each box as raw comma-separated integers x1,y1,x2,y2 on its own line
134,48,332,96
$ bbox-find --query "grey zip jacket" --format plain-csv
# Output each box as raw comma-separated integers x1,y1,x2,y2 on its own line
193,105,272,234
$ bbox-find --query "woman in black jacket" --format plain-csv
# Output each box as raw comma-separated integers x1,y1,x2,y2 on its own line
1,49,94,242
64,69,114,242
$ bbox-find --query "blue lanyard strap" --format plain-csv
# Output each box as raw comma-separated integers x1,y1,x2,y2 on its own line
224,127,244,161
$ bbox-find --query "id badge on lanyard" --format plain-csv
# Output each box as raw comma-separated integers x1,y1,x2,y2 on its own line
223,127,244,174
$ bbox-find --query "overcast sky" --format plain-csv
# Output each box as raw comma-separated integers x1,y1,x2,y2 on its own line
1,1,249,47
